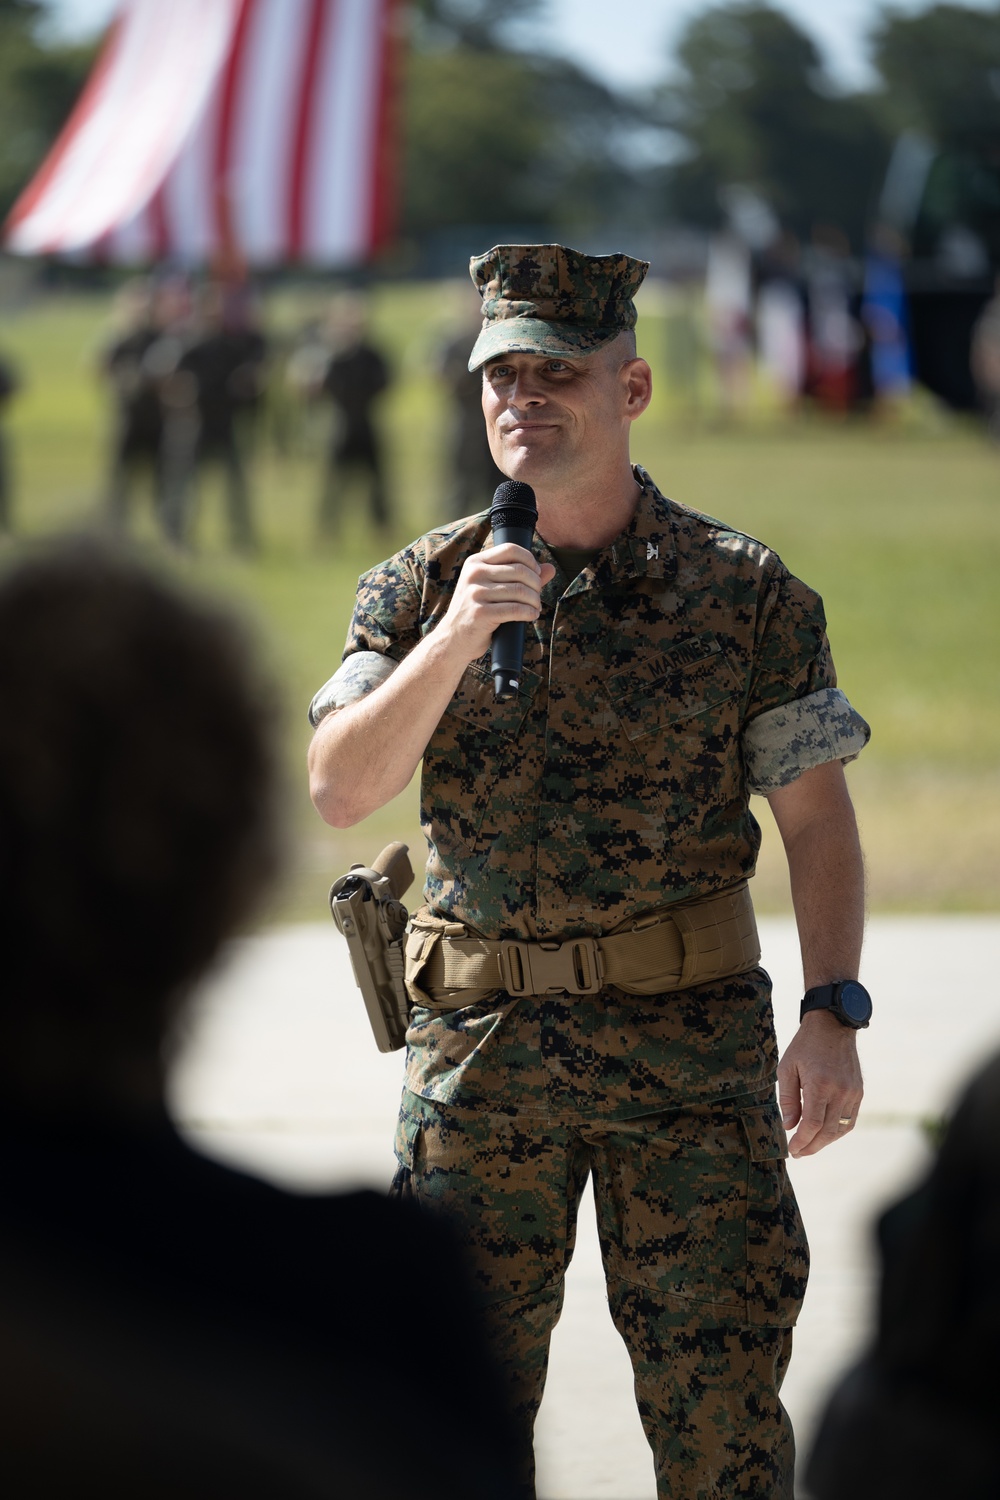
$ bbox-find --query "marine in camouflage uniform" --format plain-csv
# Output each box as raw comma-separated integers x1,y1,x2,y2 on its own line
309,245,871,1499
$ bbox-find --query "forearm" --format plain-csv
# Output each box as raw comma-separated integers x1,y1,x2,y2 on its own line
768,760,866,1155
308,628,469,827
309,540,554,828
769,759,865,987
785,809,865,989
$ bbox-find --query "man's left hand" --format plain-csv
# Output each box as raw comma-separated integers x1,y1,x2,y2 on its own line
778,1009,863,1158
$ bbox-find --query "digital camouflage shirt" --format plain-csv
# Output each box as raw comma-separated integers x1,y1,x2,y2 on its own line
311,467,869,1117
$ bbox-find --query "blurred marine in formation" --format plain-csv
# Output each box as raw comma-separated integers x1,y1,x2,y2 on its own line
308,243,872,1499
97,276,190,537
315,295,392,538
161,281,267,553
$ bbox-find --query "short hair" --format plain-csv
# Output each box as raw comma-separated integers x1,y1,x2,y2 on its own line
611,328,638,362
0,538,281,1025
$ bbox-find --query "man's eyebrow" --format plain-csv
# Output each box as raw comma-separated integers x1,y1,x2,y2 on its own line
483,354,580,373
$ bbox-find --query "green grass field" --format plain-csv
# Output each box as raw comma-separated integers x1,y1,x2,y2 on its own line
2,283,998,921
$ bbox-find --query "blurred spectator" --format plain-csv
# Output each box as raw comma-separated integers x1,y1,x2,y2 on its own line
805,1049,1000,1498
0,349,21,534
433,295,505,518
862,226,913,414
316,294,392,538
0,538,520,1498
161,281,267,554
971,275,1000,441
98,278,172,533
804,225,863,413
756,233,807,414
705,232,753,422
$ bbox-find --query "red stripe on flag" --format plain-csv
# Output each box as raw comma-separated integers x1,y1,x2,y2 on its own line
214,0,254,264
367,0,402,255
150,183,169,260
92,229,112,266
2,16,124,239
288,0,332,260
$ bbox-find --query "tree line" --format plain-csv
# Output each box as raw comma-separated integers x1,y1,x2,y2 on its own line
2,0,999,256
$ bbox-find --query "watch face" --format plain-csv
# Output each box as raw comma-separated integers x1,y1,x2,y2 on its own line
839,981,872,1024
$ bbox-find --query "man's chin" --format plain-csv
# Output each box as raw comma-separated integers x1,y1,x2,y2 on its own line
496,442,560,487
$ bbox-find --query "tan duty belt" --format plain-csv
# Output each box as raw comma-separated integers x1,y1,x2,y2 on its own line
404,883,760,1009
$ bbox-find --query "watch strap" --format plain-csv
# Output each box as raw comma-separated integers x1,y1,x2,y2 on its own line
800,980,871,1028
801,983,839,1020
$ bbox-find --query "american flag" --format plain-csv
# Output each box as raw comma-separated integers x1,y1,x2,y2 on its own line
3,0,399,267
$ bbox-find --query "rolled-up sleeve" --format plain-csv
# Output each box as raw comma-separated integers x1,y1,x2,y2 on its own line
743,686,871,795
308,651,399,726
740,559,870,793
307,553,422,727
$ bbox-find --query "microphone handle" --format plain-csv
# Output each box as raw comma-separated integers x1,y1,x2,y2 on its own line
490,520,535,701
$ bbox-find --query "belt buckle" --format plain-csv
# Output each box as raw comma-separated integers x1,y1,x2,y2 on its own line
499,937,603,996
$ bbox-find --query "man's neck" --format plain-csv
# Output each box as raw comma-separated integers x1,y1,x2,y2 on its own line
535,464,642,550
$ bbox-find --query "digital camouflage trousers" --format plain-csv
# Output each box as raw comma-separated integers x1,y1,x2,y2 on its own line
392,1087,809,1500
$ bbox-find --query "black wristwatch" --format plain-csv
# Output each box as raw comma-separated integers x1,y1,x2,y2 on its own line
800,980,872,1029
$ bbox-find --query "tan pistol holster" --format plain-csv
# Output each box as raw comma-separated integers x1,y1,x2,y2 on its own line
329,843,414,1053
404,882,760,1009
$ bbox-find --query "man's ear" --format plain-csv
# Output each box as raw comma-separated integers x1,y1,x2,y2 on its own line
623,358,653,420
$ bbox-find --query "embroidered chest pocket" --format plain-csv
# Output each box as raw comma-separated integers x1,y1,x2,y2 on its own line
607,634,741,742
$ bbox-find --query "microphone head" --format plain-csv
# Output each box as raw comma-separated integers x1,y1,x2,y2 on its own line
490,479,537,530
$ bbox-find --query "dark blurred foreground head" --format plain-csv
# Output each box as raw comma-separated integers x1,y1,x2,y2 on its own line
0,538,522,1499
806,1049,1000,1498
0,536,280,1113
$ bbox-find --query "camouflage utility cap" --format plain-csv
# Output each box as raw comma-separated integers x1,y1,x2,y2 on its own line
467,243,650,371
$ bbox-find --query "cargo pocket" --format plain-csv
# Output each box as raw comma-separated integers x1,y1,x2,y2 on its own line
601,1111,752,1314
390,1102,424,1202
739,1099,809,1327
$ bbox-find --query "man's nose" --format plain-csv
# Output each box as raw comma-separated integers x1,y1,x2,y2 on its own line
507,369,546,406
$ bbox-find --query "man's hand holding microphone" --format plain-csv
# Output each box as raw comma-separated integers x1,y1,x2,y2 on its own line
309,481,553,829
438,481,554,692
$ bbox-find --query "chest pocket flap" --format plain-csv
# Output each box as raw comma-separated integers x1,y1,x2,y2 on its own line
445,660,540,740
607,634,741,742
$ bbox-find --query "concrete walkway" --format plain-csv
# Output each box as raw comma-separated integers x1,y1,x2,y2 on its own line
168,916,1000,1500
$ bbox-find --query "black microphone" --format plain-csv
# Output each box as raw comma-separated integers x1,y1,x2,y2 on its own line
489,479,538,701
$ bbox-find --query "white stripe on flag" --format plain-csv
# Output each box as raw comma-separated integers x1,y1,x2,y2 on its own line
162,77,224,267
106,200,156,265
8,0,239,255
7,6,160,252
231,0,314,264
308,0,381,263
5,0,395,266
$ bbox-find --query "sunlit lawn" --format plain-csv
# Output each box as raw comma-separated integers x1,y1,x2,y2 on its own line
2,282,998,920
